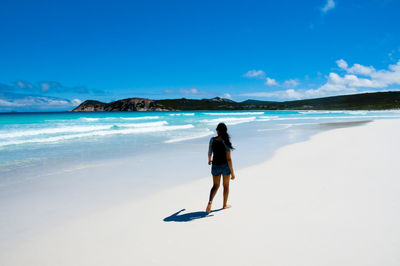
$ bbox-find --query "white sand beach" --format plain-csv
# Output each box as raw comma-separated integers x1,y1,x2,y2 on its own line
2,119,400,266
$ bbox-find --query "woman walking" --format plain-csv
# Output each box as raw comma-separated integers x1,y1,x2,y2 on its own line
206,122,235,213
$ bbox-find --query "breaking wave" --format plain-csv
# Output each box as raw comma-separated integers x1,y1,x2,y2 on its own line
0,123,194,147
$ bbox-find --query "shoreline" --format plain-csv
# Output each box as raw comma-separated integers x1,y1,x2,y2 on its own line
2,118,399,265
0,118,376,251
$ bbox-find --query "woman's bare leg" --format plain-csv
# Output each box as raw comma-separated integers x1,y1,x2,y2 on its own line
206,175,221,213
222,174,231,209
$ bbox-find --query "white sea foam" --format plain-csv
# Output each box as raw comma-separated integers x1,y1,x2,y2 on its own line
345,111,368,115
199,117,257,125
81,118,100,121
258,116,279,119
203,112,264,116
169,113,194,116
256,116,279,121
164,130,213,143
0,124,194,147
273,115,400,121
274,116,353,121
0,125,112,139
298,110,369,115
0,121,169,139
116,121,168,128
120,116,159,120
298,111,343,114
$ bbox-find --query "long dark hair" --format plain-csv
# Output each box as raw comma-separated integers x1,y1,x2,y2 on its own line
216,123,234,150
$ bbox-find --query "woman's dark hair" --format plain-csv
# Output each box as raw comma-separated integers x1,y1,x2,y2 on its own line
216,123,234,150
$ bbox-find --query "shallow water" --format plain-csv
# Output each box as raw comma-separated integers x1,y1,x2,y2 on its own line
2,110,400,176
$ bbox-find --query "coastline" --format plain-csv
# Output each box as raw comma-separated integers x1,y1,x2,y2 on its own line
1,113,384,250
2,118,399,265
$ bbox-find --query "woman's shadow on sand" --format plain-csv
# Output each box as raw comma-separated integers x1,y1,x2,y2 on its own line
163,208,223,222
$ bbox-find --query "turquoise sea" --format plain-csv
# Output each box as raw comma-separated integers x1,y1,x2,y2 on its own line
1,110,400,247
0,111,400,180
2,110,400,174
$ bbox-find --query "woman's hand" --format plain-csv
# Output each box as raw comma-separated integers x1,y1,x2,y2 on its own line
231,173,235,180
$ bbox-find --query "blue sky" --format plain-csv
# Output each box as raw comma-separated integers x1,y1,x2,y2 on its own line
1,0,400,111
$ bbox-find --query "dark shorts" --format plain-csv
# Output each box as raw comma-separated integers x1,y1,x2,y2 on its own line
211,163,231,176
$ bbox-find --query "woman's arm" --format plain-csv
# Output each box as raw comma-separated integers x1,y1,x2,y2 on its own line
208,138,213,165
226,151,235,179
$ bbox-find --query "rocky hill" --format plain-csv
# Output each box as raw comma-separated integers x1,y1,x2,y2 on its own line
72,91,400,111
72,98,170,111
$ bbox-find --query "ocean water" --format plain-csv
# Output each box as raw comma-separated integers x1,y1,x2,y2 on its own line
2,110,400,190
2,110,400,173
2,110,400,176
1,110,400,248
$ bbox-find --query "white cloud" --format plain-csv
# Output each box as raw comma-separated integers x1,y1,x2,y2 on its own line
0,93,81,111
223,93,232,99
263,77,300,87
372,61,400,85
7,80,90,94
265,77,278,86
240,89,303,100
239,91,278,98
388,47,400,62
71,98,82,105
322,0,335,13
336,59,400,87
336,59,375,76
348,64,376,76
298,59,400,98
0,98,16,106
16,80,34,90
244,71,299,88
41,82,51,92
288,59,400,99
283,79,299,87
285,89,302,99
8,96,69,106
243,70,266,79
179,88,198,94
336,59,348,70
241,59,400,100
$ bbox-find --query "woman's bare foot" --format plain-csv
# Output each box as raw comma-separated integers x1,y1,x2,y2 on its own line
223,204,232,209
206,201,212,213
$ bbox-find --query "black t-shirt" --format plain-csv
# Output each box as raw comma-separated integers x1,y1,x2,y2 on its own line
208,137,231,165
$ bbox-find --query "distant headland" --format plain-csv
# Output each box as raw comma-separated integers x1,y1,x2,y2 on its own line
72,91,400,111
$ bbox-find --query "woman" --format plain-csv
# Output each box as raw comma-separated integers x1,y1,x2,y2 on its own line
206,122,235,213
